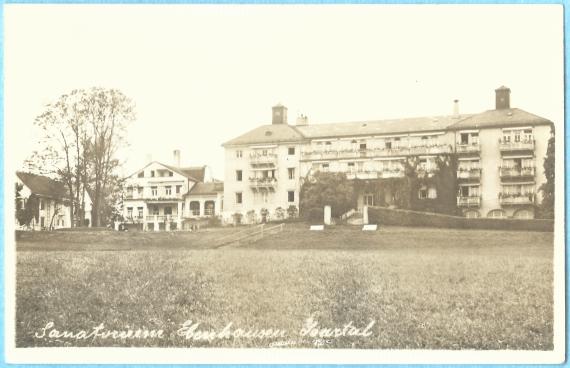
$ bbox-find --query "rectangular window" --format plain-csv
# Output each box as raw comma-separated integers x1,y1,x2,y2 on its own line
165,186,172,196
137,207,143,218
151,186,158,196
288,147,295,155
150,170,155,177
236,150,243,158
176,185,182,194
40,199,45,210
359,143,367,150
236,192,243,204
288,191,295,202
164,207,172,215
385,141,392,149
127,207,133,218
137,171,144,178
322,163,329,172
236,170,243,181
288,168,295,180
138,187,143,196
428,187,437,199
168,171,174,177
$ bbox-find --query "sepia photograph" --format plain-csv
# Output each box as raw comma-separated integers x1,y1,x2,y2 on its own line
3,3,565,364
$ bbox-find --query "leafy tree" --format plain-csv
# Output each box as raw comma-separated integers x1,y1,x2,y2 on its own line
539,134,555,218
28,88,135,227
299,171,356,219
16,192,39,228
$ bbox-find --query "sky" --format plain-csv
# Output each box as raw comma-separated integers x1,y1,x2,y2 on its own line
5,4,564,180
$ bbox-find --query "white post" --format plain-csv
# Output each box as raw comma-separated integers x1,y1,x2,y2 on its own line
154,215,159,232
363,205,369,225
324,205,332,225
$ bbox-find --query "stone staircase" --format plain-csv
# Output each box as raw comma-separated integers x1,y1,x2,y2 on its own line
341,209,364,225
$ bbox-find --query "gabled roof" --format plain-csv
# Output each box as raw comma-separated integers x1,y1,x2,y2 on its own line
16,172,70,200
188,181,224,196
295,114,474,139
449,108,553,130
222,124,305,146
180,166,207,182
129,161,201,182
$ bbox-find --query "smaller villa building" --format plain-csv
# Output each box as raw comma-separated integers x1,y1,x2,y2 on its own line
122,150,223,231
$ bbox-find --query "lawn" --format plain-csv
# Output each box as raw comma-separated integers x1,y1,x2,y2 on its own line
15,224,553,349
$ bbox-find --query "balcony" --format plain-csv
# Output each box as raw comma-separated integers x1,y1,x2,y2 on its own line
249,153,278,165
144,194,184,202
409,144,453,155
499,193,535,205
346,169,405,180
499,166,535,180
499,139,535,152
300,144,452,161
457,168,481,180
249,177,278,191
456,143,481,154
145,215,180,222
457,196,481,208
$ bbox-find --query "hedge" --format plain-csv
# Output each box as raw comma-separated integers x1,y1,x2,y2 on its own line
368,206,554,232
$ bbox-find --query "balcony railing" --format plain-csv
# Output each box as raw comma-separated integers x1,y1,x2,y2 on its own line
125,193,184,201
249,154,278,165
499,139,535,152
457,196,481,207
300,145,452,161
346,169,405,180
456,143,481,154
249,177,278,190
499,166,535,179
145,215,180,222
499,194,535,205
409,144,453,155
457,168,481,180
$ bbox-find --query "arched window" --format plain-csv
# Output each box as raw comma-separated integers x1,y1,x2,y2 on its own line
204,201,215,216
513,209,533,219
487,209,506,219
190,201,200,216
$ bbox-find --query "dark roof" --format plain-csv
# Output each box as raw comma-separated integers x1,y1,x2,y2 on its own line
295,114,474,139
188,182,224,196
222,124,305,146
180,166,207,182
449,108,553,130
16,172,70,199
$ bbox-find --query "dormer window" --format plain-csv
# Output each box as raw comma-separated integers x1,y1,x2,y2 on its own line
168,171,173,177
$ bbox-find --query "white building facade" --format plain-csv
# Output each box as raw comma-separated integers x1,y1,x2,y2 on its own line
222,87,554,223
122,152,223,231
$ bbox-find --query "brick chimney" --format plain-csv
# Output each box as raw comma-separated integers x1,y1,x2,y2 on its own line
173,149,181,167
495,86,511,110
272,104,288,125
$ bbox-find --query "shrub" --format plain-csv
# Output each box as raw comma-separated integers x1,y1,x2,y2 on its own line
287,205,298,219
274,207,285,221
232,212,243,225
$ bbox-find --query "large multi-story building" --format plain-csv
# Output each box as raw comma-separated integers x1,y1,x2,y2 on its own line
122,150,223,231
222,87,553,223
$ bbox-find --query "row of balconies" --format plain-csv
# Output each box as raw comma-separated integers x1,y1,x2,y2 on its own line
300,145,453,161
457,193,535,208
455,166,536,181
248,140,536,165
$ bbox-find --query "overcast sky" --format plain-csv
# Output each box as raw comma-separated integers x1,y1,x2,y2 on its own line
5,4,563,179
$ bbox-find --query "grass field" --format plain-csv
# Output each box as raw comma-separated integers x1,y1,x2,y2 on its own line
16,224,553,349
